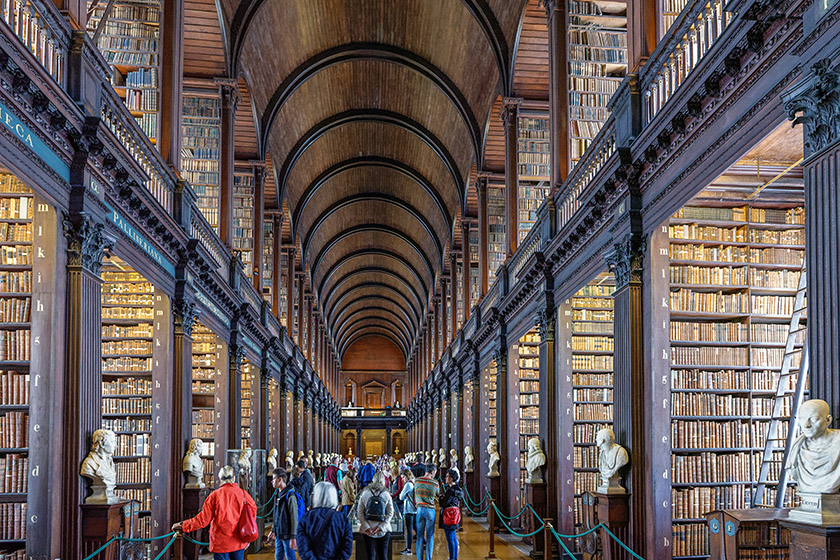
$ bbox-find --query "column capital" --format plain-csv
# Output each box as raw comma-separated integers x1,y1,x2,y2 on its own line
605,232,647,289
215,77,240,110
539,0,560,15
500,97,523,126
537,307,556,342
783,58,840,156
63,213,114,275
173,296,200,337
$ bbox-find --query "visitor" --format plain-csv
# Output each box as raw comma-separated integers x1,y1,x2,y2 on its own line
390,464,404,515
267,467,302,560
291,459,314,508
340,467,357,516
358,459,376,490
325,455,341,492
398,469,417,556
439,469,463,560
409,455,425,479
297,481,354,560
172,465,256,560
414,464,440,560
357,471,395,560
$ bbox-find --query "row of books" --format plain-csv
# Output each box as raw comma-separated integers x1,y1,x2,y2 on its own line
101,307,153,320
671,346,748,366
575,404,612,421
671,393,752,416
124,90,158,113
102,357,152,372
125,67,158,89
571,335,613,351
102,397,152,415
0,198,31,220
672,485,750,517
670,264,747,285
0,331,30,361
573,388,612,401
670,419,754,449
0,298,28,324
114,433,150,456
671,452,752,483
102,418,151,432
115,488,151,511
0,223,31,242
102,378,152,395
0,411,27,448
102,324,153,338
115,457,150,484
672,523,709,557
670,289,749,313
0,246,31,266
573,373,613,387
0,372,28,404
102,340,153,356
0,454,26,493
572,355,613,370
0,503,25,539
0,271,31,294
671,322,749,342
193,381,213,394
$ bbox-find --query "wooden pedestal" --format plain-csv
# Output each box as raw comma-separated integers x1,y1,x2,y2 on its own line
781,520,840,560
183,487,210,560
81,501,129,560
464,470,476,513
528,482,548,560
488,475,502,532
596,492,630,560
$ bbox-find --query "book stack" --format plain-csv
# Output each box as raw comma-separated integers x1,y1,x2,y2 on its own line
182,94,221,230
517,330,541,506
233,172,255,277
192,323,219,488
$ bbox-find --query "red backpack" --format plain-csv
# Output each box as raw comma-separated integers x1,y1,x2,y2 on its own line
442,506,461,526
237,488,259,543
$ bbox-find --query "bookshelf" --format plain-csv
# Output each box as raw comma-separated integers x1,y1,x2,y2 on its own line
568,0,627,167
517,329,540,506
182,93,221,231
0,174,33,559
469,228,479,308
660,0,689,36
87,0,160,143
668,197,806,558
279,251,288,329
233,171,254,277
241,359,252,448
191,322,217,488
487,183,505,283
100,256,155,539
488,361,498,439
262,220,274,302
571,272,615,538
517,115,550,243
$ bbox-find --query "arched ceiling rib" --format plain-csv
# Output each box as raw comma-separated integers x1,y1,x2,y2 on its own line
226,0,528,360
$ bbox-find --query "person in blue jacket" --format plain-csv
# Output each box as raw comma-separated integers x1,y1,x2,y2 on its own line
296,481,354,560
358,460,376,490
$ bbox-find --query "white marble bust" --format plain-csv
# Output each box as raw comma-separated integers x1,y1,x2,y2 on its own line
425,450,431,463
464,446,475,472
525,438,546,484
438,448,446,468
81,429,119,504
787,399,840,495
315,452,323,467
285,451,294,470
307,449,314,466
238,448,252,491
596,428,629,493
487,440,501,476
183,438,206,488
430,449,436,465
449,449,458,468
267,448,278,472
297,450,305,462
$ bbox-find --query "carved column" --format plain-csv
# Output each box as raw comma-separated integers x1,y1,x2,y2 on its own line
461,220,472,322
544,0,570,187
61,215,112,560
159,0,184,168
494,344,511,517
476,178,489,296
441,278,449,350
502,97,522,257
450,252,459,335
537,306,558,526
217,79,238,247
297,273,305,347
228,344,244,450
252,163,266,291
286,248,296,332
172,297,198,541
782,59,840,420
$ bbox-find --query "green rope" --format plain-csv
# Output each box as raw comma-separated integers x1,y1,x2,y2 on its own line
526,504,544,525
494,503,530,521
152,535,178,560
600,524,647,560
257,488,278,510
549,526,579,559
184,534,210,547
551,523,601,539
491,504,545,538
82,536,117,560
257,502,275,519
463,500,490,516
464,488,490,507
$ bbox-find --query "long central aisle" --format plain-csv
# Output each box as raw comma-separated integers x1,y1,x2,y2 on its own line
244,516,528,560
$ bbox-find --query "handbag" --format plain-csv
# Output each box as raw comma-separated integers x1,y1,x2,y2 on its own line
442,506,461,526
237,488,259,543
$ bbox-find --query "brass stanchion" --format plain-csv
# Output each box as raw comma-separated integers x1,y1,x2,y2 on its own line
486,498,496,560
544,521,554,560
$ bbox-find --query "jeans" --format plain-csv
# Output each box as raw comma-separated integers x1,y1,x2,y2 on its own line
415,507,436,560
275,538,296,560
403,512,416,550
213,550,245,560
363,533,391,560
444,528,459,560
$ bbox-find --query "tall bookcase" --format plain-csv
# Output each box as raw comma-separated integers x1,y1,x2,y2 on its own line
488,361,498,439
233,171,254,277
667,196,806,558
517,116,550,243
241,359,252,448
262,220,274,302
660,0,689,36
100,256,156,539
517,330,540,506
191,322,217,488
568,0,627,167
87,0,160,142
487,183,505,283
0,174,33,558
182,93,221,231
469,228,479,308
571,273,615,536
279,251,288,329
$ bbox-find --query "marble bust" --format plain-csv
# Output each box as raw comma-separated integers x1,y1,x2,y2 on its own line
183,438,205,488
525,438,546,484
238,448,252,491
81,429,119,504
787,399,840,495
297,450,305,462
429,450,436,465
285,451,294,470
487,440,501,476
438,448,446,468
449,449,458,468
315,452,322,468
267,448,278,472
596,428,629,493
307,449,314,466
464,446,475,472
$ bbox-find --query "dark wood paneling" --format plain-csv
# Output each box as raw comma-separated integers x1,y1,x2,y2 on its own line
342,334,406,372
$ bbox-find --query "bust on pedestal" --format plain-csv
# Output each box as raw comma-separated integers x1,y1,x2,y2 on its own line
183,438,206,489
596,428,629,494
487,440,500,476
526,438,546,484
81,429,120,504
267,448,278,472
464,446,475,472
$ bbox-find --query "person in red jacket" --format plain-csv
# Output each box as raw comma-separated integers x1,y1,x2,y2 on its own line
324,455,341,492
173,465,256,560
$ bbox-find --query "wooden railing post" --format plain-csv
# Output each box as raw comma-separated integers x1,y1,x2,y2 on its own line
544,521,554,560
486,498,496,560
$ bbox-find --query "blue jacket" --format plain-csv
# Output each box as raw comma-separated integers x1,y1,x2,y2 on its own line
296,507,354,560
290,469,314,508
358,463,376,487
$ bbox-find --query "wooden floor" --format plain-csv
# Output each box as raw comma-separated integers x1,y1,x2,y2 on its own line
244,515,530,560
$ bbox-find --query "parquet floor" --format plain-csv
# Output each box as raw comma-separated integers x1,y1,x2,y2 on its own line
244,515,530,560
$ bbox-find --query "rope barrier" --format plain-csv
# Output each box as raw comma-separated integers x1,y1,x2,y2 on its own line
463,500,490,516
81,531,178,560
600,524,646,560
493,503,531,521
183,534,210,547
257,488,278,510
464,488,490,508
151,535,178,560
491,504,545,538
526,504,544,525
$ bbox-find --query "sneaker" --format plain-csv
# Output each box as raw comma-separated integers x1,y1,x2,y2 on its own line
400,550,412,555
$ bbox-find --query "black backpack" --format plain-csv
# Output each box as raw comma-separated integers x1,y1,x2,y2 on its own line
365,490,387,521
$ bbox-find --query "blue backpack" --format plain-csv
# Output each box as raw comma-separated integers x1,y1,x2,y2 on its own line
290,489,306,520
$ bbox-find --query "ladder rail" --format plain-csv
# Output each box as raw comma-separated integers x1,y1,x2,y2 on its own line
775,344,810,507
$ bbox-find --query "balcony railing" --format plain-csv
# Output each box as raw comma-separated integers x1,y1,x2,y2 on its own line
642,0,733,123
0,0,67,85
341,407,406,418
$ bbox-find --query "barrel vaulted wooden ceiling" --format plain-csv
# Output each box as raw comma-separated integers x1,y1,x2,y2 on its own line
187,0,549,360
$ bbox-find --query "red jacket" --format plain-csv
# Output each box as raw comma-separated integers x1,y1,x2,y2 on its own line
182,483,256,553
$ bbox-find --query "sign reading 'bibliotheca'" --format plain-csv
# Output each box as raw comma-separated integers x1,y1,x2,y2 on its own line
0,101,70,181
105,202,176,276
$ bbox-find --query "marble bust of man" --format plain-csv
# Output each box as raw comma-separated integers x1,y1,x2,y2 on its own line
183,438,205,488
438,448,446,467
787,399,840,495
449,449,458,468
525,438,547,484
267,448,278,472
425,450,431,463
285,451,294,470
487,440,501,476
81,429,119,504
464,446,475,472
596,428,629,493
